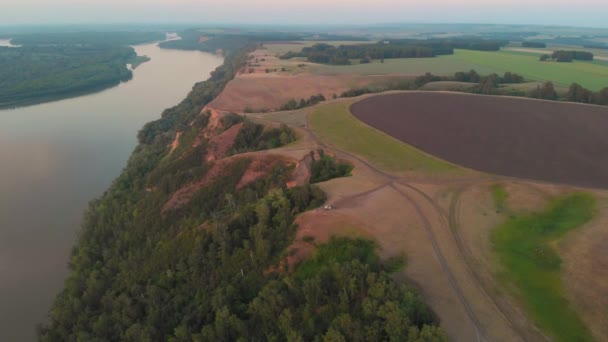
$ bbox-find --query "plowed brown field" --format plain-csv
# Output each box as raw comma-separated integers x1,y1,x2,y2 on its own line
351,92,608,188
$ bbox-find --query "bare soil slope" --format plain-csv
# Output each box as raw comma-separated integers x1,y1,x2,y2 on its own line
351,92,608,188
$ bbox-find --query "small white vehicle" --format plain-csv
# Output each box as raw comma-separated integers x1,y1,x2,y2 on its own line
323,205,334,210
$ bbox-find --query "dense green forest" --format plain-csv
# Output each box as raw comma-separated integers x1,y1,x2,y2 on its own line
521,41,547,48
0,31,164,109
39,46,444,341
0,45,136,108
159,30,302,53
281,39,507,65
10,31,165,46
310,150,354,183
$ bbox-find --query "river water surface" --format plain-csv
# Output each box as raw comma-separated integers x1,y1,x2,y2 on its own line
0,42,223,341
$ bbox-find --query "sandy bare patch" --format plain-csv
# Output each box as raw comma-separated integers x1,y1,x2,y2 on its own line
206,123,242,161
194,108,224,147
169,131,182,154
236,154,293,190
162,157,237,213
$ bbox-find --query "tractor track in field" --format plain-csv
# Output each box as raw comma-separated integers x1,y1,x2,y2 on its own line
248,100,560,341
301,108,488,341
236,99,564,341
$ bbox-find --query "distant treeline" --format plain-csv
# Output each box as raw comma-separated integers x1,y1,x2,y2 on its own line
478,31,539,41
389,38,507,51
524,82,607,105
341,69,608,107
583,44,608,50
279,94,326,111
413,70,526,94
158,30,368,54
522,41,547,48
540,50,594,62
0,31,165,109
0,45,137,109
10,31,165,46
563,83,608,105
281,39,507,65
534,36,608,49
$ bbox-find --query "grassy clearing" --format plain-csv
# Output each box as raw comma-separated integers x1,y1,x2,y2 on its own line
310,102,457,173
490,184,508,212
492,193,596,342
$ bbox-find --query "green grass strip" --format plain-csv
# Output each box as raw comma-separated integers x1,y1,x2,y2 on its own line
492,192,596,341
490,184,508,212
311,102,457,173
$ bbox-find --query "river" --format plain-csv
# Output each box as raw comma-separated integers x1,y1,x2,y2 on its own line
0,41,223,341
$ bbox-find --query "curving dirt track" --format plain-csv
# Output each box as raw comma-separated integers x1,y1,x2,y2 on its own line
351,92,608,189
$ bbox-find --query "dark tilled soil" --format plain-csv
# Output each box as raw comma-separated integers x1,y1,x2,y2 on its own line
351,92,608,189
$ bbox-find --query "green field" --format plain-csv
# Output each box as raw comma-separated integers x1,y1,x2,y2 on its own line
492,193,596,342
310,53,501,76
310,102,457,173
451,50,608,90
490,184,508,212
309,49,608,90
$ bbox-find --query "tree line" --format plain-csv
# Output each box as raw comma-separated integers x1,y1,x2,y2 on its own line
280,93,326,111
10,31,165,46
340,69,608,107
158,31,367,54
540,50,594,62
522,41,547,48
281,38,507,65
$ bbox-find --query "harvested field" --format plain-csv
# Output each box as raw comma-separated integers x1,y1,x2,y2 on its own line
351,92,608,188
208,73,413,112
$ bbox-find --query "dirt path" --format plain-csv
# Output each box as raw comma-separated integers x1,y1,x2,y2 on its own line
231,98,555,341
297,106,490,340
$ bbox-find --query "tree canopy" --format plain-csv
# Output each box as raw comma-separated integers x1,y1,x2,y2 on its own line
38,49,444,341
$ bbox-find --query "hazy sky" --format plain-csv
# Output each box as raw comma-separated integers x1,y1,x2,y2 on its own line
2,0,607,28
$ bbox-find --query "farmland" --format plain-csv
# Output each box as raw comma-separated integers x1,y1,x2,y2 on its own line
451,50,608,90
310,101,458,174
309,53,502,76
203,43,608,341
309,49,608,90
351,92,608,188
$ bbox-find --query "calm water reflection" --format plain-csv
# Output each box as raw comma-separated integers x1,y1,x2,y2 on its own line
0,42,223,341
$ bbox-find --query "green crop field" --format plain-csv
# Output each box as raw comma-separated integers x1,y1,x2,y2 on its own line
451,50,608,90
492,192,596,342
308,49,608,90
309,54,501,76
310,102,457,173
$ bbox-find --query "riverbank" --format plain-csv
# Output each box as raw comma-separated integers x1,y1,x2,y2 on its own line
0,42,223,341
